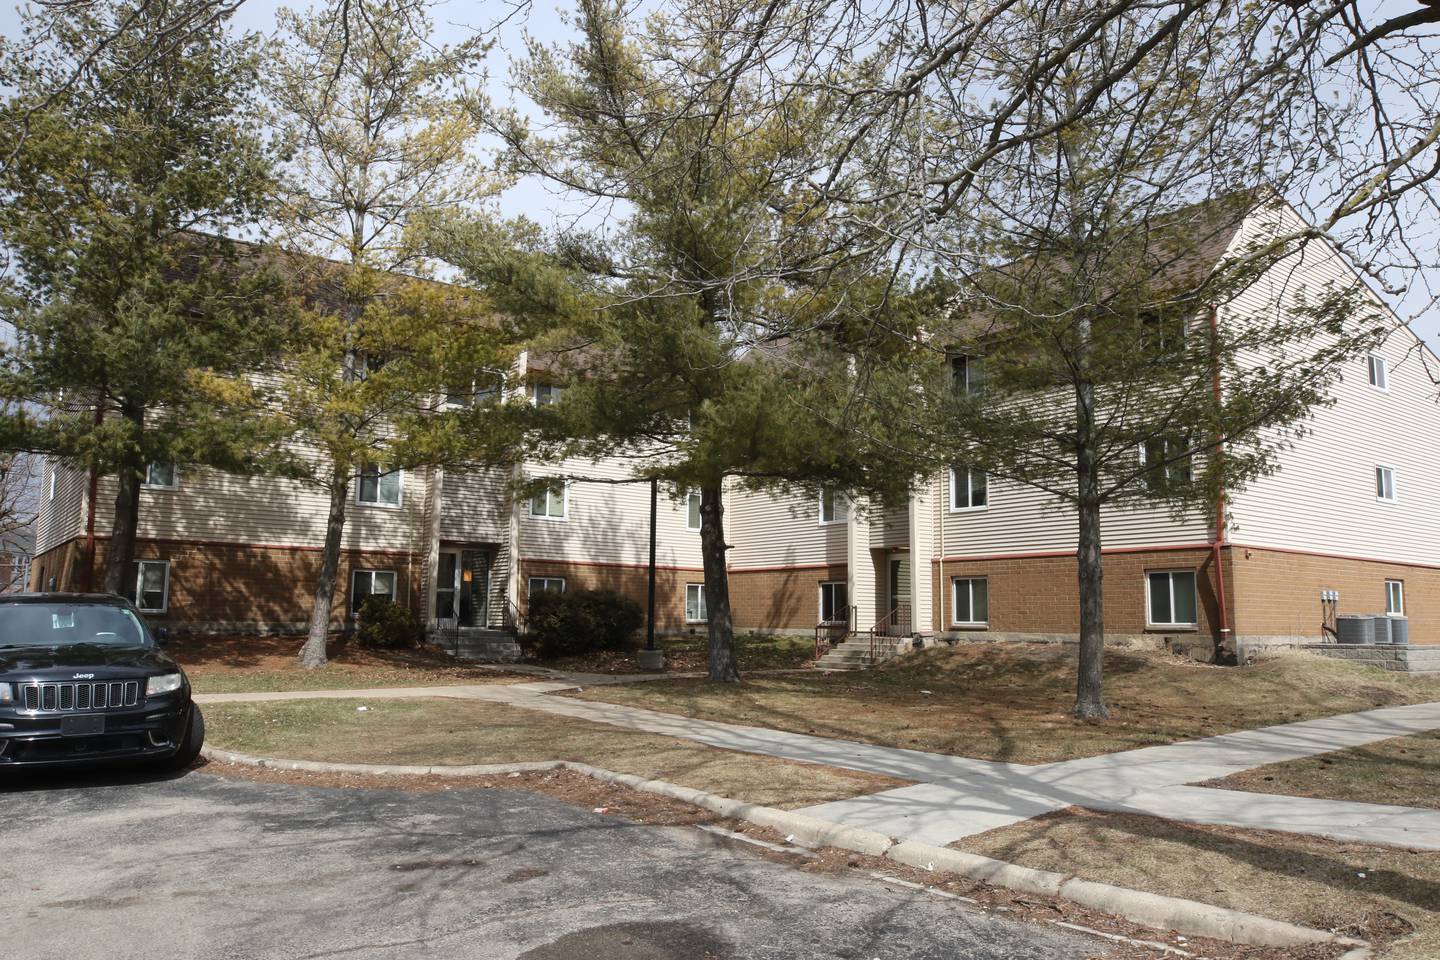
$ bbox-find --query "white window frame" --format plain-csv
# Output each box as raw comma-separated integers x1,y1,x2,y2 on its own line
48,466,56,500
531,383,562,406
818,486,847,525
1140,437,1193,489
686,490,702,531
819,581,849,625
1367,353,1389,391
445,369,506,409
350,569,397,614
528,479,569,520
143,462,179,490
951,577,989,627
132,559,170,614
356,464,404,508
949,466,988,512
1385,580,1405,616
952,355,984,395
527,576,566,598
1375,465,1397,503
1146,570,1199,629
685,583,708,623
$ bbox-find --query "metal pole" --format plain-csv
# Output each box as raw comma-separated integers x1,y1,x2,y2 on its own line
646,478,658,651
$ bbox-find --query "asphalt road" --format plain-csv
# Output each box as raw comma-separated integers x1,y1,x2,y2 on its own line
1,768,1106,960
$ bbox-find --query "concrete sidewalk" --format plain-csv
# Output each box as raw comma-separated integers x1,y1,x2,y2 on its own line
196,682,1440,851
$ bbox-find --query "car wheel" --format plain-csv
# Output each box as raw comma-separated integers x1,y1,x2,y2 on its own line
156,705,205,773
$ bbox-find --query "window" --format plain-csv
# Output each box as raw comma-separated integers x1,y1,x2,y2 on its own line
1368,354,1389,391
819,486,847,524
952,577,989,626
532,383,562,406
357,464,402,507
527,577,566,598
1386,580,1405,616
686,490,702,531
1141,437,1192,492
126,560,170,613
949,466,988,510
819,581,849,624
685,583,707,622
350,569,397,614
1376,465,1397,502
144,462,178,489
48,467,56,500
952,355,985,395
1141,312,1186,354
445,371,505,409
529,480,567,519
1147,571,1198,628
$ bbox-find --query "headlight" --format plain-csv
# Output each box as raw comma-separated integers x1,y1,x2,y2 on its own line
146,673,184,697
0,683,11,704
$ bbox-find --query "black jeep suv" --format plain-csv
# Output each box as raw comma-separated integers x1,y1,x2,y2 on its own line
0,593,203,770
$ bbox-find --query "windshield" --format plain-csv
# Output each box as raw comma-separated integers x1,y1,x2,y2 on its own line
0,603,150,649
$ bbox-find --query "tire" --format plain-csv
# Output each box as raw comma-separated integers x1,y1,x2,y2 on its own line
156,705,205,773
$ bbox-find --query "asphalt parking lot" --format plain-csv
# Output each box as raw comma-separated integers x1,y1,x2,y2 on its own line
0,768,1105,960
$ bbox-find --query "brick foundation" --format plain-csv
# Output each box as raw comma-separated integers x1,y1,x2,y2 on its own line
728,564,848,632
519,559,702,634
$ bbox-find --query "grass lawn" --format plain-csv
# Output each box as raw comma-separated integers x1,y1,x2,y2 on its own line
1205,730,1440,810
535,633,815,675
571,643,1440,763
955,807,1439,959
204,697,907,809
173,636,528,694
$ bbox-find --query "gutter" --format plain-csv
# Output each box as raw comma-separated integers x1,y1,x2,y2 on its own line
1208,305,1232,657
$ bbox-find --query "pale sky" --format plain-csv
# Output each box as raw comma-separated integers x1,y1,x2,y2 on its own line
3,0,1437,348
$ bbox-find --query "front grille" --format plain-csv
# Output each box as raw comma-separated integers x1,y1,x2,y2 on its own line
19,680,141,713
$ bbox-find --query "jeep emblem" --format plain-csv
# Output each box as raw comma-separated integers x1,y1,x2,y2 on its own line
73,673,95,680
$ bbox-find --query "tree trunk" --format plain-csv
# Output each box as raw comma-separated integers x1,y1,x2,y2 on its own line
1074,457,1109,719
101,401,145,597
299,467,350,669
101,464,143,596
698,481,739,682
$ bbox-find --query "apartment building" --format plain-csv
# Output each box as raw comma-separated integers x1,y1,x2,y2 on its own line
28,201,1440,651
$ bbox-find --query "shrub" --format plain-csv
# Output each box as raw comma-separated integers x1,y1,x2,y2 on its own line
523,589,644,659
355,596,423,649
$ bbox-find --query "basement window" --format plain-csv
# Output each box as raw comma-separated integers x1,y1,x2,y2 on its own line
685,583,708,623
126,560,170,614
351,570,396,614
1147,571,1197,628
819,581,849,625
1386,580,1405,616
527,577,566,598
952,577,989,626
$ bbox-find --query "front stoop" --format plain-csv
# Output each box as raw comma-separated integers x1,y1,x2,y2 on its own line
1303,642,1440,674
814,635,916,671
427,627,522,663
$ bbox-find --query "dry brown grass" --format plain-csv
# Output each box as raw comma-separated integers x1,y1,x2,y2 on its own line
204,696,906,809
172,635,529,694
571,644,1440,762
1206,730,1440,810
956,807,1440,960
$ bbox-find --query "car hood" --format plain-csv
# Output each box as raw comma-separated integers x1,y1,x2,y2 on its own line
0,644,176,677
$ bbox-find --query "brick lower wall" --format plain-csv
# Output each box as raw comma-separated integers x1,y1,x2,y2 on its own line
519,559,700,633
932,547,1225,641
29,537,424,633
728,564,848,632
1228,545,1437,645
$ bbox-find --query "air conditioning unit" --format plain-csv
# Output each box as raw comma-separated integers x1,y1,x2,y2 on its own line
1371,615,1393,645
1390,617,1410,646
1336,615,1373,645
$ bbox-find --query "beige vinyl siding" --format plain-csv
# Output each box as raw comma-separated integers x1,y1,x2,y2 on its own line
516,456,705,568
34,460,87,553
870,500,910,549
1223,208,1440,566
91,464,428,552
728,486,849,570
939,470,1212,558
438,465,512,543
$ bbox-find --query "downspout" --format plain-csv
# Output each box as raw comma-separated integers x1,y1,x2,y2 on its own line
82,393,105,591
1208,305,1232,658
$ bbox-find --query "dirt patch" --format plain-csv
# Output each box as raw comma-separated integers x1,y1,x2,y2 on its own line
955,806,1438,959
171,635,531,694
1203,730,1440,811
535,634,815,675
571,643,1440,762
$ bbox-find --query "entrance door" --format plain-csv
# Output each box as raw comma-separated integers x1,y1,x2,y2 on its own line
459,549,490,627
435,551,460,626
887,557,912,636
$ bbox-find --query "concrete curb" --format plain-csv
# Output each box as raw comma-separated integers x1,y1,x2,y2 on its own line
199,747,1368,953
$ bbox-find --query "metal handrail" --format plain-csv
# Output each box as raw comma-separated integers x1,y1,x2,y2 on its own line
813,605,856,660
503,597,526,638
868,603,913,664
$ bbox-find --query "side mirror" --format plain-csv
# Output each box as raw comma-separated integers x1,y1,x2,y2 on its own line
155,626,170,644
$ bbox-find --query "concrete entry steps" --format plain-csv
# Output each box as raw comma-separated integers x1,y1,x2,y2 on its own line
427,627,521,663
1305,642,1440,674
814,635,916,671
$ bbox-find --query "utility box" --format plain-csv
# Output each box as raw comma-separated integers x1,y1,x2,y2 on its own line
1337,615,1373,645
